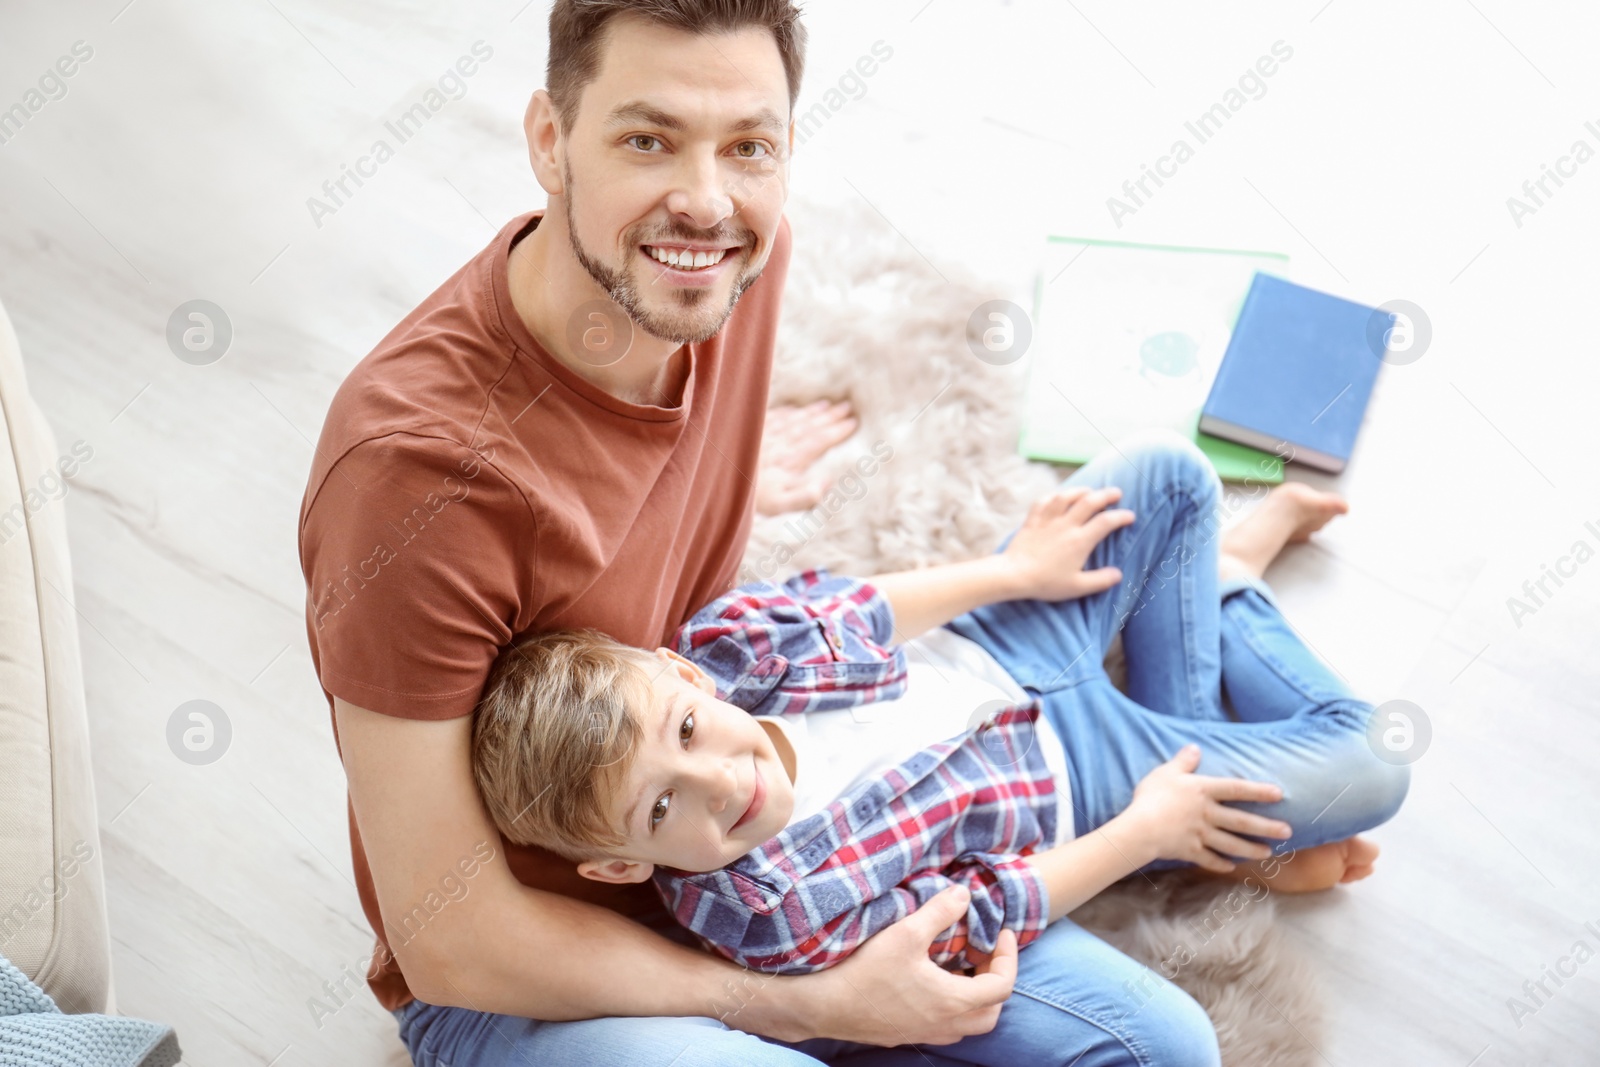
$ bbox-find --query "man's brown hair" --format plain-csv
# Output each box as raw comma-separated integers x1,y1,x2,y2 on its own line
546,0,809,132
471,629,661,861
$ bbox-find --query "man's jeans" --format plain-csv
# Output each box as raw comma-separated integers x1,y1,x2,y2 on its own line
392,910,1220,1067
390,429,1406,1067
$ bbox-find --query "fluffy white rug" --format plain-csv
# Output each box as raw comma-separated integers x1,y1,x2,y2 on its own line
746,194,1325,1066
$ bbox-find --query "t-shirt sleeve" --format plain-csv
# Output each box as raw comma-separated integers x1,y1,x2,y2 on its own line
300,433,535,720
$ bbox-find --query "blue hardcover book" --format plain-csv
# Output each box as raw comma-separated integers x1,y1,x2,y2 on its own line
1198,273,1393,474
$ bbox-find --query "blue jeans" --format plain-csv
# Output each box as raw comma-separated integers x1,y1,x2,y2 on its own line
393,912,1219,1066
389,429,1405,1067
945,428,1409,871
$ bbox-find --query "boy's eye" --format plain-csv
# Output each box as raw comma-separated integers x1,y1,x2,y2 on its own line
680,711,695,745
627,134,662,152
734,141,768,159
650,793,670,829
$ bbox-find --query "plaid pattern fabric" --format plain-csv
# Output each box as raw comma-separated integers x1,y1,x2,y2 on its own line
653,569,1061,974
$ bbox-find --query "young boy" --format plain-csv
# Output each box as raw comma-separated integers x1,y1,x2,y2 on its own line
470,432,1408,978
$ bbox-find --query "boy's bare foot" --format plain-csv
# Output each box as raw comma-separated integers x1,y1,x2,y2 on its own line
1218,482,1349,581
1198,835,1381,893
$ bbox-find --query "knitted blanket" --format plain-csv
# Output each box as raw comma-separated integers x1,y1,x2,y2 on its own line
0,954,179,1067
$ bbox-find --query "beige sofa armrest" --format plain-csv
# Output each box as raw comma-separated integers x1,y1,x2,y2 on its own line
0,296,113,1014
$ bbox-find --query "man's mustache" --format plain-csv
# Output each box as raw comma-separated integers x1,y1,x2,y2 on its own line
635,226,750,248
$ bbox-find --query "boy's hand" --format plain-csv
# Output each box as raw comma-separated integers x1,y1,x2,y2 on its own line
1118,744,1292,872
998,487,1136,602
959,928,1016,972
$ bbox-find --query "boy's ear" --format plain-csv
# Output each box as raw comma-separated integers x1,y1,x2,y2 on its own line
577,857,655,885
653,647,716,695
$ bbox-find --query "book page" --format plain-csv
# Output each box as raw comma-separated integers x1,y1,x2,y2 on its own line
1020,238,1289,480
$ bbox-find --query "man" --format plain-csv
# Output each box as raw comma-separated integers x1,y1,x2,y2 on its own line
298,2,1021,1063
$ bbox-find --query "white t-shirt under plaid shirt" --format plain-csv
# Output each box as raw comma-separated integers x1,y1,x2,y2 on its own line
763,625,1074,843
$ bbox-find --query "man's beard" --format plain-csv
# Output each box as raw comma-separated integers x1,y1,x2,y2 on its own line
562,160,763,346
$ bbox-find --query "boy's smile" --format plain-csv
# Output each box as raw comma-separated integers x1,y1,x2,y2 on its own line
730,756,769,830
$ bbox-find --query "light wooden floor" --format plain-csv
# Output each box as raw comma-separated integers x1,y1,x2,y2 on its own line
2,1,1597,1064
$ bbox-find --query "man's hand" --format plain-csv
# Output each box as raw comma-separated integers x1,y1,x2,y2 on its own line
755,400,858,515
997,486,1136,602
796,886,1017,1046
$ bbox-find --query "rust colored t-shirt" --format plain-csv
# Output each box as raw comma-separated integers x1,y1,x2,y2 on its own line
298,209,790,1012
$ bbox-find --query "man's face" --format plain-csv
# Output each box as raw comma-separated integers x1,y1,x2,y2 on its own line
594,650,796,876
557,15,791,345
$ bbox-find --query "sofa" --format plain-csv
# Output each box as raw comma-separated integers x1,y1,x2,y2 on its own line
0,295,115,1016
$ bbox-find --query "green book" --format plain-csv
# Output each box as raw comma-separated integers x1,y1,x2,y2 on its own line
1017,236,1291,485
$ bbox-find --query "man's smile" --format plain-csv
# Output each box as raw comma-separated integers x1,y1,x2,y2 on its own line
639,241,745,286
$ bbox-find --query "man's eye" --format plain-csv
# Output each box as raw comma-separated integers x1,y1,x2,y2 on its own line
650,793,671,828
734,141,768,159
680,711,695,745
627,134,662,152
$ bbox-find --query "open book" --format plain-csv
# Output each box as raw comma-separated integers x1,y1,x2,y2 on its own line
1019,236,1290,484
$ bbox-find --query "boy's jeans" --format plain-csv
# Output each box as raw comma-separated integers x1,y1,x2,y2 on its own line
946,427,1409,875
389,429,1405,1067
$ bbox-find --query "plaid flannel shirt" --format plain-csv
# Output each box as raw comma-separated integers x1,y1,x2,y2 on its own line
650,569,1062,975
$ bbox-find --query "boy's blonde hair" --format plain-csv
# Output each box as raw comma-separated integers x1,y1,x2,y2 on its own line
471,629,662,862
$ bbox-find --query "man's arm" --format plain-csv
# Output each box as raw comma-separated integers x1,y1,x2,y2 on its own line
866,485,1135,640
336,696,1019,1044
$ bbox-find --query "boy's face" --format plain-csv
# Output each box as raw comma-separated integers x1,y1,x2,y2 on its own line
577,649,796,883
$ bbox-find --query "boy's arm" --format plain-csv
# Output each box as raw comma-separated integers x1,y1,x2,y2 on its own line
866,556,1028,642
864,486,1135,641
1024,747,1294,922
1023,812,1157,923
661,840,1052,976
336,697,1019,1045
